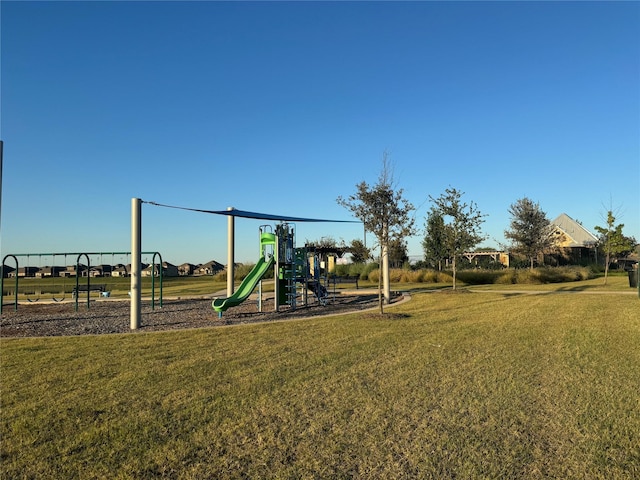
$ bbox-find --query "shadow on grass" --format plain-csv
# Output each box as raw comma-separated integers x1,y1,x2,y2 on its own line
553,284,603,292
357,312,411,320
400,285,453,294
499,292,528,298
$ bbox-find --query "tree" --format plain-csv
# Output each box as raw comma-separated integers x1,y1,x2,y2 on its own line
388,238,409,268
349,239,371,264
594,211,635,285
429,187,486,290
504,197,553,270
305,236,343,249
422,207,449,270
337,153,415,312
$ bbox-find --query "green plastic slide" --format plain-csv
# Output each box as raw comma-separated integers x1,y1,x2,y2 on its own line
212,255,275,314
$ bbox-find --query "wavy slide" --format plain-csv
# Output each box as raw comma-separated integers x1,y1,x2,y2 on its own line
212,255,275,314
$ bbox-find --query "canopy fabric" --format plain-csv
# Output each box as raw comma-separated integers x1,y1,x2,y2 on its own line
144,201,359,223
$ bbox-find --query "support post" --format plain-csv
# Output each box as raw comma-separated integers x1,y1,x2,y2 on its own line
130,198,142,330
227,206,235,297
382,242,390,304
274,233,279,312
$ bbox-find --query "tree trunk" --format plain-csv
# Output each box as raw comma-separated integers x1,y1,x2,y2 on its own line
382,243,390,305
378,247,384,314
452,256,457,290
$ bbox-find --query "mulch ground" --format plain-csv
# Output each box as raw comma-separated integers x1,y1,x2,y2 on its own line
0,292,396,338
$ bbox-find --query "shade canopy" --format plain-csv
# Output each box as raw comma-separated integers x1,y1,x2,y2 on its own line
144,202,359,223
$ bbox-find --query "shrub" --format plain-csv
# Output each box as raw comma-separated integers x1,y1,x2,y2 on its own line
420,270,453,283
496,270,517,284
213,263,258,282
494,266,595,285
334,264,350,276
335,262,378,280
400,270,424,283
535,266,594,283
353,262,378,279
389,268,404,282
367,268,380,283
341,265,594,285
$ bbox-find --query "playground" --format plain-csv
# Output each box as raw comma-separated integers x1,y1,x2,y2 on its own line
0,291,395,337
2,198,387,334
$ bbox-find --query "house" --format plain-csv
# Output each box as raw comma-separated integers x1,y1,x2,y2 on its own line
548,213,599,265
178,263,197,276
88,264,113,277
1,265,15,278
195,260,224,276
9,266,40,278
60,264,88,277
35,266,66,278
111,264,130,277
142,262,179,277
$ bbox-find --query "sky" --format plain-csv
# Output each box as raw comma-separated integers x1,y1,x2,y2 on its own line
1,1,638,266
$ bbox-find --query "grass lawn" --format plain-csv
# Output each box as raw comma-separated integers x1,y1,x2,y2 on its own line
1,287,639,478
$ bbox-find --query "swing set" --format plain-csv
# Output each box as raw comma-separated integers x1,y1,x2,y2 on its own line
1,251,164,313
21,254,69,303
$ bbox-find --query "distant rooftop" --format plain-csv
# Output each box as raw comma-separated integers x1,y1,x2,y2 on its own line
551,213,598,247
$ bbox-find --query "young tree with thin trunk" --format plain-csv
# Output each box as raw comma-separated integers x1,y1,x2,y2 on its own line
594,211,635,285
429,187,486,290
422,207,448,271
337,153,415,313
504,197,552,270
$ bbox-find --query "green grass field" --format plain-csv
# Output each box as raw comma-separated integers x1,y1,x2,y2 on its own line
1,278,639,478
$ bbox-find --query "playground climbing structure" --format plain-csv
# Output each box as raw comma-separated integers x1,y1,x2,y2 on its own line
211,223,333,316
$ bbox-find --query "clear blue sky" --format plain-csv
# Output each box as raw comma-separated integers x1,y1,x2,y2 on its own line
2,1,638,266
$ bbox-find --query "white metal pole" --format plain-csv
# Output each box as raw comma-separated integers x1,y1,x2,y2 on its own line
227,207,235,297
274,230,279,312
382,242,390,304
130,198,142,329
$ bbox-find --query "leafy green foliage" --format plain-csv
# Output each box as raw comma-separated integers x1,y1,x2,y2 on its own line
334,261,378,279
348,239,371,263
594,211,636,284
388,238,409,268
504,197,553,269
422,208,449,270
429,187,486,289
337,153,415,310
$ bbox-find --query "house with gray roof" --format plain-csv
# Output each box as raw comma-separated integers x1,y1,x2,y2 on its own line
178,263,197,276
142,262,178,277
549,213,599,265
195,260,224,276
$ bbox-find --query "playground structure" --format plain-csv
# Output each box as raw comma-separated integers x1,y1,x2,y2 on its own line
212,223,342,316
1,198,358,329
1,251,164,314
134,199,358,327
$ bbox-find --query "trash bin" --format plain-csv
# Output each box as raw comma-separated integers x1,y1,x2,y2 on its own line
629,269,638,288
